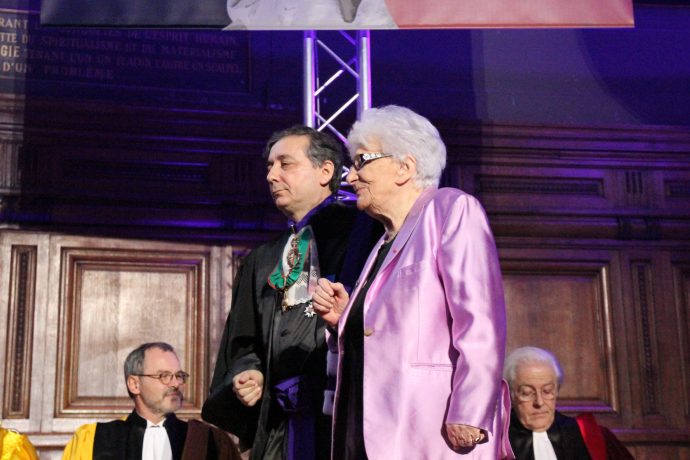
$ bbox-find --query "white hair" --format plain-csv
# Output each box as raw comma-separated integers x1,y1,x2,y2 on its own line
503,346,564,388
347,105,446,188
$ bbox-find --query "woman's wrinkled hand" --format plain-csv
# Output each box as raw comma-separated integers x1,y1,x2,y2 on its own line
445,423,486,450
312,278,349,327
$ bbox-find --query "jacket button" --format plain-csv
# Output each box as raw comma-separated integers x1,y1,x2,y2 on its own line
363,327,374,337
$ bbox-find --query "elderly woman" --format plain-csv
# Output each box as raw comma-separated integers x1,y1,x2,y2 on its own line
313,105,512,459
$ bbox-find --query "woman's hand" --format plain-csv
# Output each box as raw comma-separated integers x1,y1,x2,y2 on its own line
312,278,349,327
445,424,485,450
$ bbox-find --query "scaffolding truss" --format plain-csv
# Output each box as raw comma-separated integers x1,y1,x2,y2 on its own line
303,30,371,143
303,30,371,199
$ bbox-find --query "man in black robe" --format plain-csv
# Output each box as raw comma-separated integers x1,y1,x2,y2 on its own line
63,342,240,460
202,126,378,460
509,409,591,460
504,346,633,460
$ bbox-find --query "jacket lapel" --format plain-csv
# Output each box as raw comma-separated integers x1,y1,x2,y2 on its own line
340,187,437,325
339,237,383,328
374,187,436,278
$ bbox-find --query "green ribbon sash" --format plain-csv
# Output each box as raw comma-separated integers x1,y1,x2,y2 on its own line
268,229,311,291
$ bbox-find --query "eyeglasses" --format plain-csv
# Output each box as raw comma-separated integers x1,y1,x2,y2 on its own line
515,384,557,402
352,152,392,170
135,371,189,385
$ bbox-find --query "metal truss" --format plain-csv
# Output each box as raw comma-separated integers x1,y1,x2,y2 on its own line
303,30,371,200
303,30,371,142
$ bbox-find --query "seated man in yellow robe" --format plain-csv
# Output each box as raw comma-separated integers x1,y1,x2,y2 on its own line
62,342,240,460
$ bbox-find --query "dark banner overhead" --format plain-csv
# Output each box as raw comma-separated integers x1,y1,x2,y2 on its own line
39,0,634,29
40,0,229,27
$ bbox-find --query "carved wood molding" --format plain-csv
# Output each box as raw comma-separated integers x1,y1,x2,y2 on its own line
22,98,293,145
665,180,690,199
489,214,690,241
0,94,26,209
62,159,211,185
2,245,37,418
476,175,604,197
612,428,690,443
0,140,22,194
631,261,660,417
0,94,26,129
442,122,690,165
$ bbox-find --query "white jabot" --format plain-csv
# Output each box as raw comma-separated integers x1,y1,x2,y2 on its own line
532,431,558,460
142,419,173,460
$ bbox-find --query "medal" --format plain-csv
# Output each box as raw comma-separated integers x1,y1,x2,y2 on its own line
304,303,316,318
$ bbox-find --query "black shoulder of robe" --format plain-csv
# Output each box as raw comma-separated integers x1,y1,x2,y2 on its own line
182,419,243,460
509,409,591,460
93,411,187,460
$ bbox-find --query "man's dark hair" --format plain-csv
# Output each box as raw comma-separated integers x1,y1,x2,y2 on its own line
124,342,176,399
264,125,344,194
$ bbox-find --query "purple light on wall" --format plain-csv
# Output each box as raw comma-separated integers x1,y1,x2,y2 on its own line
135,219,225,228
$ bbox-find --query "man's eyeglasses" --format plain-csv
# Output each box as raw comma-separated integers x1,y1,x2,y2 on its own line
515,384,557,402
135,371,189,385
352,152,392,170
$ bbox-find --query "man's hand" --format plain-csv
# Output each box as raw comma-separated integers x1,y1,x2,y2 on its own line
445,424,485,450
232,370,264,407
312,278,350,327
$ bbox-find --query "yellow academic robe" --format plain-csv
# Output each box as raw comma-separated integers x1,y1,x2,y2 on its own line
0,428,38,460
61,423,97,460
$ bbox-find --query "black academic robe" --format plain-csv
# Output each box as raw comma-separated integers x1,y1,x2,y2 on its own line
202,200,379,460
67,411,240,460
93,411,187,460
509,410,591,460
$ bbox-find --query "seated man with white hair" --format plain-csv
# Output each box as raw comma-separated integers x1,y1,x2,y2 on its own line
504,346,633,460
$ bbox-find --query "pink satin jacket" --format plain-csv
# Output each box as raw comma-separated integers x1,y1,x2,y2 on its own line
330,187,513,459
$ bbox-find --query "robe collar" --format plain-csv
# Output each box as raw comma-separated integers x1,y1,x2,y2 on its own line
287,195,336,231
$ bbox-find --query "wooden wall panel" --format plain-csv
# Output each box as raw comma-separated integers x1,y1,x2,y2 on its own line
54,245,210,418
0,230,238,457
501,249,618,414
607,250,690,441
